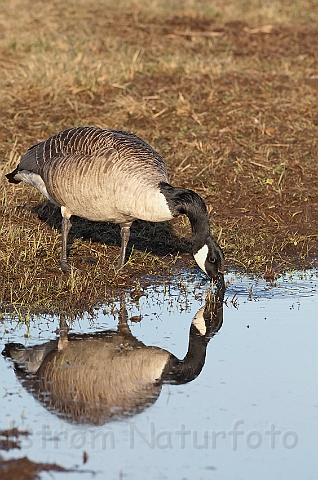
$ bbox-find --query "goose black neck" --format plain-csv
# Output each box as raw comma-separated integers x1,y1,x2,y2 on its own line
161,292,224,385
160,182,210,242
161,324,209,384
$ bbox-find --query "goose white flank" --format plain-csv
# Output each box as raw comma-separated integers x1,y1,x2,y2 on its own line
6,127,224,285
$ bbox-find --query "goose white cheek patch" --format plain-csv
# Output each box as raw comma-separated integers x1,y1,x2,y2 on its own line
194,244,208,275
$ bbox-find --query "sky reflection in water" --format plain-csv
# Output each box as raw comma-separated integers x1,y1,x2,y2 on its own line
1,271,317,480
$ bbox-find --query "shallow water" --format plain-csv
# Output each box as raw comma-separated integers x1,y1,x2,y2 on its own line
1,271,317,480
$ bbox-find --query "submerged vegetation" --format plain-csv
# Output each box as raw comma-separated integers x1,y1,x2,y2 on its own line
0,0,317,315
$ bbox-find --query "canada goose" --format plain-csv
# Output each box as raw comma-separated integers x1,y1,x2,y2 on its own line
6,127,224,282
2,290,224,425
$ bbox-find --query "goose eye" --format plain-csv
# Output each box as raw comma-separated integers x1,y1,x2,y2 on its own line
208,256,216,264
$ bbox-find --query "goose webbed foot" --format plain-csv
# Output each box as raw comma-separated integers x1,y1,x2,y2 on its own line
60,260,72,272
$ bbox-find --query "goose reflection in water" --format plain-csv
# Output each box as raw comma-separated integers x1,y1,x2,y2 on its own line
2,290,224,425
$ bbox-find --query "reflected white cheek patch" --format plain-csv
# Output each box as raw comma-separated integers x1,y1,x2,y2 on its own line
192,306,206,335
194,244,208,275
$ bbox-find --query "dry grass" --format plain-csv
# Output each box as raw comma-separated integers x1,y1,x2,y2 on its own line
0,0,318,315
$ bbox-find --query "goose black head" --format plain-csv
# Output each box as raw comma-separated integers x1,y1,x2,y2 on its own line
193,235,225,288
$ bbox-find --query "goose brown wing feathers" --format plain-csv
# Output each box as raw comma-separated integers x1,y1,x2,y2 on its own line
17,127,168,182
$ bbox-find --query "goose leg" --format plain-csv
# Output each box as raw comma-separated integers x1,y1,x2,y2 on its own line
117,293,131,334
60,207,72,271
117,222,132,269
58,314,70,350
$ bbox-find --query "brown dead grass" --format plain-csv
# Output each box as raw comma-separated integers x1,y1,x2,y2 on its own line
0,0,317,315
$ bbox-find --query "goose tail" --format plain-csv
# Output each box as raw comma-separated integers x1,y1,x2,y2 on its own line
6,167,21,184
